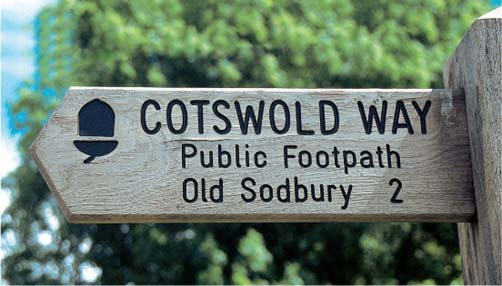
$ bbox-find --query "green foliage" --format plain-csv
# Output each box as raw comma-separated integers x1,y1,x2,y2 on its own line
197,235,227,284
2,0,491,284
232,228,273,284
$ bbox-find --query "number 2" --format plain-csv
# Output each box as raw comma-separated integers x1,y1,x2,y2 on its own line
389,178,403,204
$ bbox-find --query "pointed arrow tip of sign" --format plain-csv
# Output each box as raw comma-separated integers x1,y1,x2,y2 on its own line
29,87,79,223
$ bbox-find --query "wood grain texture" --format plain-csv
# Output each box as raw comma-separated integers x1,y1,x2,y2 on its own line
30,87,474,223
443,7,502,285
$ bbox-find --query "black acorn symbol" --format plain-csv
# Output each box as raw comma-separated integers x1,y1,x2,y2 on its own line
73,99,118,164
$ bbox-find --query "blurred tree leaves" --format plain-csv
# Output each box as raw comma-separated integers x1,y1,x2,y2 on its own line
2,0,490,284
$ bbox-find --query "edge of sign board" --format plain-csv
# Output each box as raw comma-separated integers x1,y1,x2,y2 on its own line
63,213,475,224
30,111,76,221
67,86,448,92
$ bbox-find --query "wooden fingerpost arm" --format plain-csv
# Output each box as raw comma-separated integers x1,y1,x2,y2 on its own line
443,7,502,285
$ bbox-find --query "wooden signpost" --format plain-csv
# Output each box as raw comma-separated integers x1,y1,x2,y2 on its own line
30,8,501,285
30,88,474,222
443,8,501,285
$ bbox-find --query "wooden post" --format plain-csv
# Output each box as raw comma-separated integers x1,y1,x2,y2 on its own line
443,7,501,285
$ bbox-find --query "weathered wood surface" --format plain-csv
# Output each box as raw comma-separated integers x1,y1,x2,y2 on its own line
31,87,474,223
443,7,502,285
